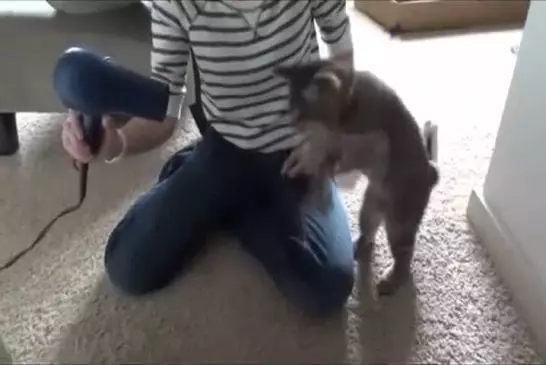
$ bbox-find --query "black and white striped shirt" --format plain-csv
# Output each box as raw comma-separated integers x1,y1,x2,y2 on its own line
151,0,352,152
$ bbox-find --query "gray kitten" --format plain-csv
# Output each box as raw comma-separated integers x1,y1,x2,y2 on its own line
277,56,439,296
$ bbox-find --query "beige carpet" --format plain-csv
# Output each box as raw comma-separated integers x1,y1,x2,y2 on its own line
0,10,544,364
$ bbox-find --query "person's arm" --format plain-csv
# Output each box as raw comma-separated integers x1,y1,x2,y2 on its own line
310,0,354,63
112,0,191,157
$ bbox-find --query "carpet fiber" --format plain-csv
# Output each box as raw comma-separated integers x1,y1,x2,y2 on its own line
0,11,543,364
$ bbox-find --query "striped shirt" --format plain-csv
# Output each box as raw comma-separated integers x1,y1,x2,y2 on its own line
151,0,353,152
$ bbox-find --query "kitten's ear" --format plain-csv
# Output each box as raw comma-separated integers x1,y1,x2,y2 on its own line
314,70,342,91
275,63,321,88
275,65,297,80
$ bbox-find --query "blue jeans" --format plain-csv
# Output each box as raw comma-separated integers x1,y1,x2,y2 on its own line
104,128,354,317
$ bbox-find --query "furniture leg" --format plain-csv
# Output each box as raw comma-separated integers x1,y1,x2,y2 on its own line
0,113,19,156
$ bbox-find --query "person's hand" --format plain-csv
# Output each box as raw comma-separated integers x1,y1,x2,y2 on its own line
61,109,127,163
282,139,325,178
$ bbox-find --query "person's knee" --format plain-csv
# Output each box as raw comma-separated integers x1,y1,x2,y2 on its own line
104,246,155,296
104,232,173,297
297,265,355,318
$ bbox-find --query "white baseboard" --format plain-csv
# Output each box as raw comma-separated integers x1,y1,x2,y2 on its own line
467,188,546,358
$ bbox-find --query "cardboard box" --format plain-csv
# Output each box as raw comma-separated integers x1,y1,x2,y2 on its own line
354,0,530,35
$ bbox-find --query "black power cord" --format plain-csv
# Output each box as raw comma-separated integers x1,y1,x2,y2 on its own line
0,162,89,272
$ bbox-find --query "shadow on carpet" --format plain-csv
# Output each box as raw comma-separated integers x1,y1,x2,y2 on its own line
52,240,418,364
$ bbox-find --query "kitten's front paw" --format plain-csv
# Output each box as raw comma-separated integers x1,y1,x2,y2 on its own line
377,267,411,296
354,236,374,262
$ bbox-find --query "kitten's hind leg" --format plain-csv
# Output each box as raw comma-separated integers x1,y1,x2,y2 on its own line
377,218,419,296
378,190,429,296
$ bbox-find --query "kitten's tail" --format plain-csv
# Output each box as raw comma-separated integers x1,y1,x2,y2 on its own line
422,120,438,162
423,121,440,187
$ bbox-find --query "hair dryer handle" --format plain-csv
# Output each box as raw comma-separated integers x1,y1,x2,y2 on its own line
76,112,104,156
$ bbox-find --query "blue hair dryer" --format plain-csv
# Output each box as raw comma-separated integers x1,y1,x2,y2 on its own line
53,47,170,154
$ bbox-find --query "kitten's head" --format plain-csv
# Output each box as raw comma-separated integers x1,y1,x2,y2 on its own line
276,53,354,131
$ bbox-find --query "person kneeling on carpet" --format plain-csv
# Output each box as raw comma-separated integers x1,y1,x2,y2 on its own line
61,0,355,317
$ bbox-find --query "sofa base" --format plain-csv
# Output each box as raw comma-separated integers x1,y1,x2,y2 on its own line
0,113,19,156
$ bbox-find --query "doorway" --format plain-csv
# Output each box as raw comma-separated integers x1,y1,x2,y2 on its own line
353,0,529,35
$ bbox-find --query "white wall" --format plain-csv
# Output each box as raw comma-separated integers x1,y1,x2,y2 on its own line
482,0,546,280
468,0,546,356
